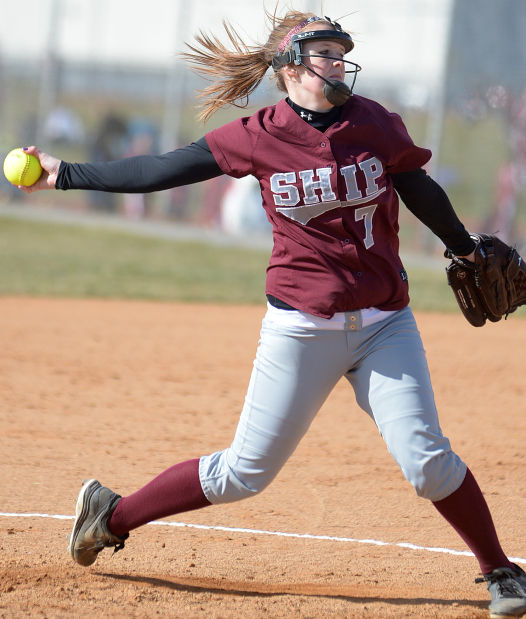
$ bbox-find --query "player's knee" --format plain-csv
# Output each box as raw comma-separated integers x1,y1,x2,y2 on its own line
404,451,466,501
199,449,278,504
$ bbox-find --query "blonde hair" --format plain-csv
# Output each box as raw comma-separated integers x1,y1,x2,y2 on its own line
182,9,337,122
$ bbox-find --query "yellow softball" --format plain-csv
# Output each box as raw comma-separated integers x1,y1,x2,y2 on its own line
3,148,43,187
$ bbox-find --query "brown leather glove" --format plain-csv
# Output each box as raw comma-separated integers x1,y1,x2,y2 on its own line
445,233,526,326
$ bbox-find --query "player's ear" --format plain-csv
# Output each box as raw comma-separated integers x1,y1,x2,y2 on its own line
283,65,299,80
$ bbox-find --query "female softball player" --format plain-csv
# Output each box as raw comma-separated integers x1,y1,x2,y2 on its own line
19,10,526,617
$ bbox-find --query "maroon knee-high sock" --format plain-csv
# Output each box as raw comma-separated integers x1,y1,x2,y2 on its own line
432,467,512,575
108,458,210,537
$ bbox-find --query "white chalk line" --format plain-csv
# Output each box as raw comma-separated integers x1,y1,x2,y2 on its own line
2,511,526,566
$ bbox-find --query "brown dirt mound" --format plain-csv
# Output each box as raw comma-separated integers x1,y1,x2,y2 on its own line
1,298,525,618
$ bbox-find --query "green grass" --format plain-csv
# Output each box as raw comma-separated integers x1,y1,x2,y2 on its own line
0,216,523,318
0,217,269,304
405,268,456,313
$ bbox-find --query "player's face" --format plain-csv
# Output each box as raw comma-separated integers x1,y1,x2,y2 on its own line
285,34,347,111
301,39,346,84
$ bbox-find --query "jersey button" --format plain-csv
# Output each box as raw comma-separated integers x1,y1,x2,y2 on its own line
344,238,351,244
320,142,326,147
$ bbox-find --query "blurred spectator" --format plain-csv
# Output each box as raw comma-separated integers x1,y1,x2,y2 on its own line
487,163,519,242
44,105,84,145
485,89,526,245
220,176,271,235
122,118,158,219
199,175,230,227
88,112,129,212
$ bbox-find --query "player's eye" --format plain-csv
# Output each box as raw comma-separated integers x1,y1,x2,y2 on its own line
309,46,345,60
318,48,344,59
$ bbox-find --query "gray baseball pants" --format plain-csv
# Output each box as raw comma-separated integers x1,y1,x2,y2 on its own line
199,306,466,504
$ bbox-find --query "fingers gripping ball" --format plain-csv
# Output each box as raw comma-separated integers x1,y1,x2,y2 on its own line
3,148,43,187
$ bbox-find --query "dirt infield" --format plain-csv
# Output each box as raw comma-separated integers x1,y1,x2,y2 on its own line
1,297,525,618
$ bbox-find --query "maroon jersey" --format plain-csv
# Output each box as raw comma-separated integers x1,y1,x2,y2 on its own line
206,95,431,318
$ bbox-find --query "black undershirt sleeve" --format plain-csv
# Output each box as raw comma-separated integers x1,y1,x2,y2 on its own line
57,133,474,256
56,136,223,193
391,168,476,256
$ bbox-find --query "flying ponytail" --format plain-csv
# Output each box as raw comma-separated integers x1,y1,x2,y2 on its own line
182,9,328,122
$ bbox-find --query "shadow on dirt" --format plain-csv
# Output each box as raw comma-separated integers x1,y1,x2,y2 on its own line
98,571,488,611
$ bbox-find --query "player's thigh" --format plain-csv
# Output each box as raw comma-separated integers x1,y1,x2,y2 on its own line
231,320,350,467
200,321,352,502
345,307,452,467
346,308,436,420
